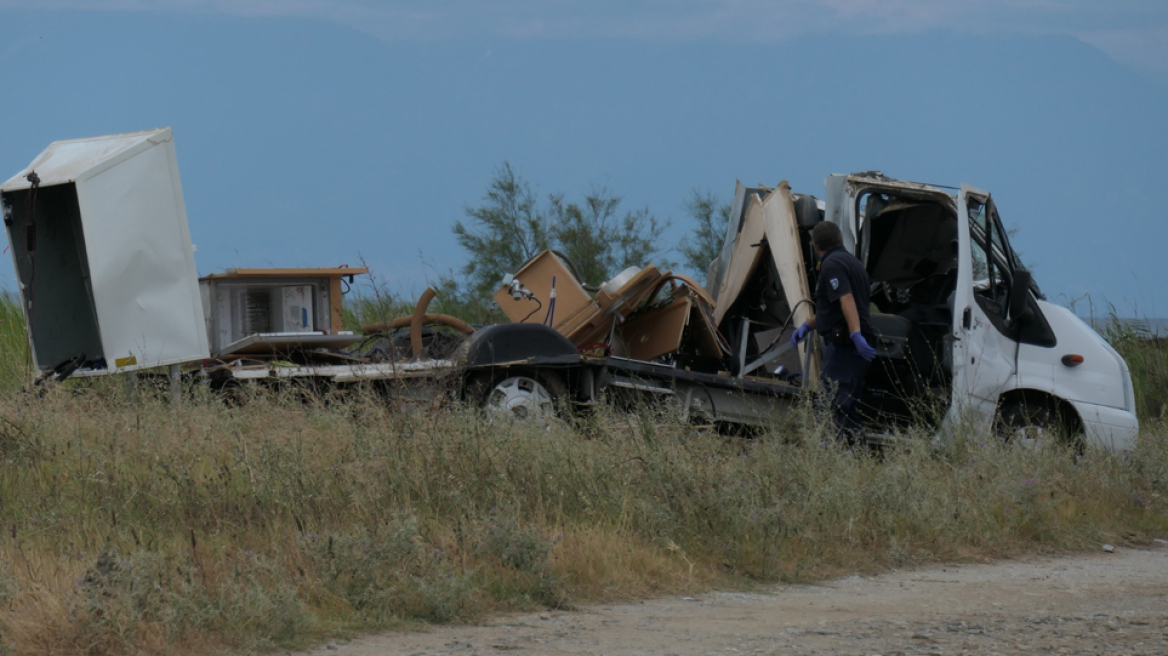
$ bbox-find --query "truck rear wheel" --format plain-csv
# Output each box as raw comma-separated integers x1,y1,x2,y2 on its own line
478,369,566,424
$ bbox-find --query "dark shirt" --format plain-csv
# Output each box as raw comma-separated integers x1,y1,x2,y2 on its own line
815,245,873,341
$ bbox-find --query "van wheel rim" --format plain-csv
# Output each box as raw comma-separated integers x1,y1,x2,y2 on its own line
1000,403,1068,449
487,376,555,421
1010,424,1051,448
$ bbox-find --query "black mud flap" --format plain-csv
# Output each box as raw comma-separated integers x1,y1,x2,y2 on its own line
459,323,580,367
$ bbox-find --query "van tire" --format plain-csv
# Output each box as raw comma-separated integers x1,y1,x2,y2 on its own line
997,399,1083,452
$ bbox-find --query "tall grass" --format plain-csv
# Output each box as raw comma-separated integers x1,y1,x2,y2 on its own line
0,293,1164,653
0,388,1163,654
1103,321,1168,421
0,291,30,394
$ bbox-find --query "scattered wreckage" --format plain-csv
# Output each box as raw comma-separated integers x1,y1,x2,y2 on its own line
0,129,1139,452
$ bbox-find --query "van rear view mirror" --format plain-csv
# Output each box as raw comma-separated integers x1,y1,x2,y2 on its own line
1009,269,1034,325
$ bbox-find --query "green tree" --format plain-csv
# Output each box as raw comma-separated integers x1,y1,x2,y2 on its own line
431,272,504,325
547,187,669,287
679,190,731,283
445,164,670,319
451,163,551,301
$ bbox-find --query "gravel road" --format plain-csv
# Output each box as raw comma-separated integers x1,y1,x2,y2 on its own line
303,544,1168,655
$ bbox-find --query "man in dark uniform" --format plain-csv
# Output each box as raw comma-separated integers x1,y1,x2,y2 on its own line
791,221,877,444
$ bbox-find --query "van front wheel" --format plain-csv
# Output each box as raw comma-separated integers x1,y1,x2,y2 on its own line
997,400,1082,452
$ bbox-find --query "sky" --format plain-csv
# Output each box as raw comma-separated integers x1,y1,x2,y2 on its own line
0,1,1166,317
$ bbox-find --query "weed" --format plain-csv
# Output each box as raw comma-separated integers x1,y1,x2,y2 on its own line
303,517,479,624
476,516,552,573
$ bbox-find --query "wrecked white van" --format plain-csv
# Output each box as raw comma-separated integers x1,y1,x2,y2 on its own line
815,173,1138,451
487,173,1138,453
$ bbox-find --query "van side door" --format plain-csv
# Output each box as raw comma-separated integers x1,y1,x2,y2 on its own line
951,185,1021,428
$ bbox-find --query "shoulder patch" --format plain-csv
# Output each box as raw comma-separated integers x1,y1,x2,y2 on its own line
830,278,839,290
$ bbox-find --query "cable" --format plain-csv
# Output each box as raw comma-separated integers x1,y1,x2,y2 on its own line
543,275,557,326
520,297,543,323
548,250,585,284
577,342,612,356
758,298,817,353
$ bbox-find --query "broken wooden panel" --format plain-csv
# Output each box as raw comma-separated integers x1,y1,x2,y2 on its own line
495,251,672,351
558,265,665,346
616,296,692,361
493,251,594,327
688,301,726,359
761,181,820,388
495,250,725,365
654,273,726,359
615,273,728,362
713,190,768,326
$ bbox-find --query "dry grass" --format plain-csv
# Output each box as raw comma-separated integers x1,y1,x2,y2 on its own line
0,292,1165,654
0,384,1163,655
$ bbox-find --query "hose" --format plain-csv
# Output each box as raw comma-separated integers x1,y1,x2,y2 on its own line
410,288,438,358
360,313,476,337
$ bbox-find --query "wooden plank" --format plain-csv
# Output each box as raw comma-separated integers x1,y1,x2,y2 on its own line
202,267,368,279
217,333,362,356
761,181,820,389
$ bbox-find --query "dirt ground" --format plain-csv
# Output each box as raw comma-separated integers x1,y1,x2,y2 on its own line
304,544,1168,656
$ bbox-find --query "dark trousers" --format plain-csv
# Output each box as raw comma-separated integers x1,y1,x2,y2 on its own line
820,343,871,445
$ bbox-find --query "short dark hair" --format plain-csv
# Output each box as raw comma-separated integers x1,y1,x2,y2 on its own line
812,221,843,251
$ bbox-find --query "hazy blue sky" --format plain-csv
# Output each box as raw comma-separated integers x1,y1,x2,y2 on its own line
1,1,1166,316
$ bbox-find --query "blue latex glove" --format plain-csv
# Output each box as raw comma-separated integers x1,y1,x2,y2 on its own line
851,331,877,361
791,322,811,345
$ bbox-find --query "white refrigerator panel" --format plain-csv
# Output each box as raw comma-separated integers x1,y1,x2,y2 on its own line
76,134,208,370
1,128,209,374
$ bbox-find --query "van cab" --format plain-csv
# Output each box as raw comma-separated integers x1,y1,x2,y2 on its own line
822,173,1138,451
